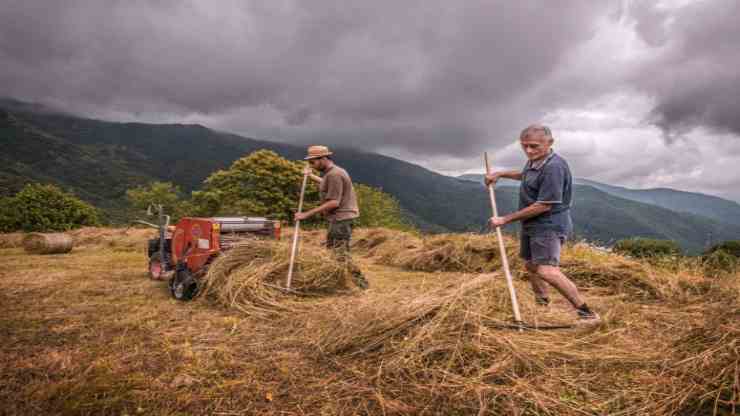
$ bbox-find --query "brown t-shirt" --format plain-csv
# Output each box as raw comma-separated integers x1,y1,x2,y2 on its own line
320,165,359,221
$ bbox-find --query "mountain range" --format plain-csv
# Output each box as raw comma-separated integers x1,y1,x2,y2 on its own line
2,98,739,253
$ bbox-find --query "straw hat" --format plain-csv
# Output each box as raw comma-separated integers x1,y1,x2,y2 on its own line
304,145,333,160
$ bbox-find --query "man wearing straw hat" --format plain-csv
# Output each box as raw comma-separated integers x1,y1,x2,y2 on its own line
294,145,369,289
486,124,599,323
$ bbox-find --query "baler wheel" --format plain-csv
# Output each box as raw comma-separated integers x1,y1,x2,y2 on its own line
170,269,198,301
148,253,168,281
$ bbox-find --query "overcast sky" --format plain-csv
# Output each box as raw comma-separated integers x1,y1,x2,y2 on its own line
2,0,740,201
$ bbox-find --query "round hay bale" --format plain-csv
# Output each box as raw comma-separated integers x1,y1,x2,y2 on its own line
22,233,74,254
0,233,24,249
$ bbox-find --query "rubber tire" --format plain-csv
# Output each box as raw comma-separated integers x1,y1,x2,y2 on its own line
169,269,198,301
148,253,165,280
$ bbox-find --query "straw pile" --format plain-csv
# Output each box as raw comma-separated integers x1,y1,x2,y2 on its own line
22,233,74,254
200,238,353,316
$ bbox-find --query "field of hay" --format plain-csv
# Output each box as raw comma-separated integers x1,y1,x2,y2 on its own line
0,227,738,415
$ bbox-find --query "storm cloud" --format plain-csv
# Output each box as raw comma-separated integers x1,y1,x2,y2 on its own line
1,0,740,200
628,0,740,141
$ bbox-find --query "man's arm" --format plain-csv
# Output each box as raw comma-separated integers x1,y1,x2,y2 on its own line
485,170,523,186
295,199,339,221
490,202,551,227
304,166,322,184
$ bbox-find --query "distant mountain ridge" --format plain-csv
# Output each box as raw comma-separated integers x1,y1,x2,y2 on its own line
2,98,739,253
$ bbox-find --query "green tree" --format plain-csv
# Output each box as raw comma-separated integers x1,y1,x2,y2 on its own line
191,149,319,221
126,181,185,221
0,183,99,232
354,184,413,231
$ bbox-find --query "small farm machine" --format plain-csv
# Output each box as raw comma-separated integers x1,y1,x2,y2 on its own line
141,205,281,301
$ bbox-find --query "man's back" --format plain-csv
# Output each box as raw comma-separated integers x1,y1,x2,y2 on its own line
320,165,359,222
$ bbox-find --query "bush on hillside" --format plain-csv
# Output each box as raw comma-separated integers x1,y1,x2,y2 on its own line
0,183,99,232
702,249,738,278
354,184,413,231
706,240,740,258
613,237,681,258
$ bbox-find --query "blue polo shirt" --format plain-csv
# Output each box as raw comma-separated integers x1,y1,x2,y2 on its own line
518,151,573,236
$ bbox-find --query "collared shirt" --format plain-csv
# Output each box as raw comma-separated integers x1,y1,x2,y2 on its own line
518,150,573,236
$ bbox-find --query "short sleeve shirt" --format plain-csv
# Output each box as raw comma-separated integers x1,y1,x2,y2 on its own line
518,151,573,236
320,165,360,222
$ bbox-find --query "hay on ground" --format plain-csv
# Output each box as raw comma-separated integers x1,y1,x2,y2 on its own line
200,238,353,316
22,233,74,254
394,233,520,273
300,264,734,415
560,242,706,301
350,227,422,261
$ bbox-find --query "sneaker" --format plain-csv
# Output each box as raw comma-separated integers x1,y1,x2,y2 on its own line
576,310,601,325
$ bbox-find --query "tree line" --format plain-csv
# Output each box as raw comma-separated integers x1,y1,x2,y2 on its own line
0,149,412,232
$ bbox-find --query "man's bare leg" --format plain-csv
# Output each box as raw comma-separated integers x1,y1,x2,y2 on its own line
535,265,585,308
525,261,550,304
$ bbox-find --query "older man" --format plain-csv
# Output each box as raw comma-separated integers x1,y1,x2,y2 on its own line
486,125,599,323
294,145,369,290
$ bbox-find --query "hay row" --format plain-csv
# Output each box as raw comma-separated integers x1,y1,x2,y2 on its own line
352,228,520,273
351,228,689,301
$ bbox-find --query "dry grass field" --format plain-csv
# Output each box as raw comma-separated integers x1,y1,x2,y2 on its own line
0,227,737,415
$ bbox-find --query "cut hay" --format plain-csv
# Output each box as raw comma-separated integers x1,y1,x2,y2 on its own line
353,229,519,273
22,233,74,254
302,270,735,414
658,306,739,414
393,233,520,273
350,227,422,261
560,243,705,301
200,238,354,316
303,272,670,414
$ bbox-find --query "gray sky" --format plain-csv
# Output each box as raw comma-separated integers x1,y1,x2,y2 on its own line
2,0,740,201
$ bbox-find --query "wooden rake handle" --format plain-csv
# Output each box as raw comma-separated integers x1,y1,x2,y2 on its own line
286,167,309,289
484,152,523,328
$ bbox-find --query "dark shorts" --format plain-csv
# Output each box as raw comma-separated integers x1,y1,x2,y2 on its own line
520,231,566,266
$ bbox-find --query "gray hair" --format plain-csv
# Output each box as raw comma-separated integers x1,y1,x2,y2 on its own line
519,124,553,140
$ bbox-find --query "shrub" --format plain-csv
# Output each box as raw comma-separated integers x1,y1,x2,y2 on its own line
613,237,681,258
354,184,414,231
0,183,99,232
706,240,740,258
702,249,738,278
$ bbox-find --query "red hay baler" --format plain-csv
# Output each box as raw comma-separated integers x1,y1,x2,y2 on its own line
147,215,281,300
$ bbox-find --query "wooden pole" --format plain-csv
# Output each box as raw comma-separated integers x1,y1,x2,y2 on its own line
286,167,309,289
484,152,523,328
